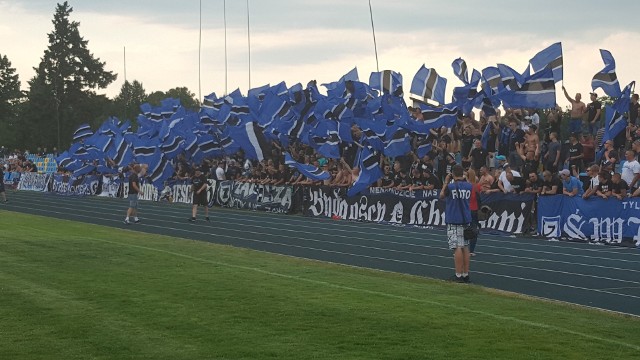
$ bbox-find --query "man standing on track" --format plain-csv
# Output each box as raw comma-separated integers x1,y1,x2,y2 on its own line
439,164,473,283
189,168,210,222
0,163,7,203
124,164,144,225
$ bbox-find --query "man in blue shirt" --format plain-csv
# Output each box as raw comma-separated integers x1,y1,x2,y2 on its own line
439,164,472,283
559,169,584,197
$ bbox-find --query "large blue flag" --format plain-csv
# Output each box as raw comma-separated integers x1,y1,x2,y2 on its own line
451,58,469,84
592,49,622,97
410,64,447,104
481,66,502,95
595,81,634,160
529,42,563,82
369,70,403,96
499,67,556,109
322,67,359,91
229,122,272,161
347,146,383,197
383,128,411,158
284,152,330,181
497,63,525,91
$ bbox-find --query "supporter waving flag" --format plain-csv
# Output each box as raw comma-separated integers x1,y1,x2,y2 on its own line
284,152,330,181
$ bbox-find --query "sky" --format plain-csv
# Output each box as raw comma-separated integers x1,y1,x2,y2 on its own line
1,0,639,109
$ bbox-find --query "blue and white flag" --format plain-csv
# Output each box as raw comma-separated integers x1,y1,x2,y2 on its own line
322,67,359,91
592,49,622,97
481,121,493,150
451,58,469,84
347,146,383,197
72,123,93,142
410,65,447,104
481,66,502,95
383,128,411,158
529,42,563,82
284,152,330,181
497,63,525,91
369,70,403,96
229,122,272,161
499,67,556,109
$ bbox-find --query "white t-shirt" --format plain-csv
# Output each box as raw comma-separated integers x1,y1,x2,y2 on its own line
621,160,640,186
215,166,226,181
498,170,521,193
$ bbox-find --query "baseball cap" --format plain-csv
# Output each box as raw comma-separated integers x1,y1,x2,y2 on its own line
559,169,570,177
501,163,510,170
589,92,597,96
495,155,507,161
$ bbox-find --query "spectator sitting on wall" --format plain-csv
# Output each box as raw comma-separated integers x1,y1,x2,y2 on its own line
540,170,563,195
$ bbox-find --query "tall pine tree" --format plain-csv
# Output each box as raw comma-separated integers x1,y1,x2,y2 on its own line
20,1,116,150
0,54,23,148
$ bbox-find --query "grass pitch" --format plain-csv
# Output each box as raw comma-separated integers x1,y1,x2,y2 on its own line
0,211,638,359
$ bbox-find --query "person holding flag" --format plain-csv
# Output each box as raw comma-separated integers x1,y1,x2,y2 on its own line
189,168,210,222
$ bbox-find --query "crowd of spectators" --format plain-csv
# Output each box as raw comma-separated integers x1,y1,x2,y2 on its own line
4,91,640,202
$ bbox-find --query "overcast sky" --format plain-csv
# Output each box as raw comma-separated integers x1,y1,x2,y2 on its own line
1,0,639,109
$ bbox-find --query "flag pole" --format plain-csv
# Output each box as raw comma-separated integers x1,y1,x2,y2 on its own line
198,0,202,102
247,0,252,89
123,46,128,121
223,0,228,95
368,0,380,72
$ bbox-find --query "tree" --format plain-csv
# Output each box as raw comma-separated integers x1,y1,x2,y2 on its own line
112,80,147,121
0,54,23,148
19,1,116,150
147,87,200,111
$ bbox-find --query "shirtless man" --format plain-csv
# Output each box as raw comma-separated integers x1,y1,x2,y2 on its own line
562,86,586,135
524,124,539,153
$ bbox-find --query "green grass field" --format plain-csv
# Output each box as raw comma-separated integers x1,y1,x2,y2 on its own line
0,211,638,359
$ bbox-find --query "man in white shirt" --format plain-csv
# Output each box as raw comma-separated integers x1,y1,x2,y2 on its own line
621,150,640,190
582,164,600,199
215,161,226,181
498,164,521,193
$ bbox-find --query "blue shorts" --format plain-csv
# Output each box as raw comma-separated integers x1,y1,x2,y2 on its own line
569,118,582,135
128,194,138,209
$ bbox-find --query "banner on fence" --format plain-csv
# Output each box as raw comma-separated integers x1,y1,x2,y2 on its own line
216,181,292,213
302,186,534,233
17,172,51,192
52,174,100,196
98,176,121,197
122,178,217,205
538,195,639,246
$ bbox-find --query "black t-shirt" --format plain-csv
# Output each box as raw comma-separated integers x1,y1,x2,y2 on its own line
596,181,611,194
568,142,583,169
629,102,639,124
380,173,394,187
192,174,207,193
128,173,140,195
611,180,628,194
599,149,618,171
587,100,602,123
411,176,424,187
461,135,475,159
509,129,526,152
469,148,488,170
522,159,540,177
527,178,544,192
542,177,563,195
423,174,442,189
510,176,526,193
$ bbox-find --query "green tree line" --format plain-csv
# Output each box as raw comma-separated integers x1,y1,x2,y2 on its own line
0,2,199,152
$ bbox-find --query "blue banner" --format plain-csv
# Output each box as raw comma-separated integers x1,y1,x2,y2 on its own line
17,172,51,192
52,174,101,196
538,195,639,246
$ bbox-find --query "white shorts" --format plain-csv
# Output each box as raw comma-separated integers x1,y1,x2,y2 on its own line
447,224,469,249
